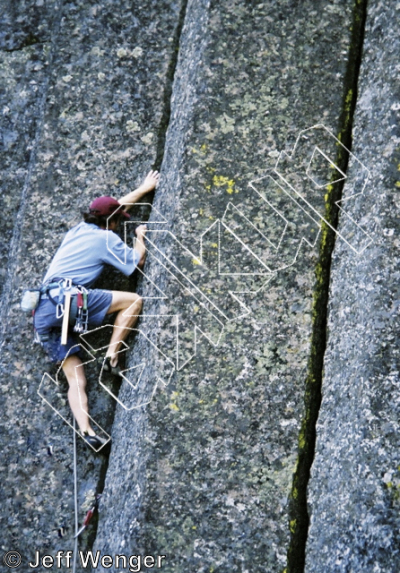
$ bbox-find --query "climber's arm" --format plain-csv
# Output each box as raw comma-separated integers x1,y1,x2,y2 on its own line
133,224,147,268
118,170,160,211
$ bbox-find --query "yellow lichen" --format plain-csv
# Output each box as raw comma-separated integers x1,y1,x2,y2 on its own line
212,174,235,194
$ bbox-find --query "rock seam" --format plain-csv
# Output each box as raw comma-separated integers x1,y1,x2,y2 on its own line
85,0,190,553
285,0,369,572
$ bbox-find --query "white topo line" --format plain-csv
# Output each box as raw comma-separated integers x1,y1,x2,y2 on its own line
38,123,375,434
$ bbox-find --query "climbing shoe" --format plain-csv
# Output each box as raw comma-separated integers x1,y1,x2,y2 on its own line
82,433,109,451
102,356,124,377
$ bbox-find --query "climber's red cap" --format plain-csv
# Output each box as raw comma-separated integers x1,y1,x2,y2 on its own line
89,196,130,219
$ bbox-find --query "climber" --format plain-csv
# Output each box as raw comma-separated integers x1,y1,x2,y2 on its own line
34,170,160,450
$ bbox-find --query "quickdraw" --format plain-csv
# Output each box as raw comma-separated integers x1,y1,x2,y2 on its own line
72,288,89,334
73,494,102,538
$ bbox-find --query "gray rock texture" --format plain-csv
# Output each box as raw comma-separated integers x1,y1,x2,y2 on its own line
93,1,357,571
305,1,400,572
0,0,58,295
1,0,397,571
0,0,183,569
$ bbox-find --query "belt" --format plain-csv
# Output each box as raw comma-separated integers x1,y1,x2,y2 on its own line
40,292,52,300
40,277,75,292
40,278,80,304
41,286,80,300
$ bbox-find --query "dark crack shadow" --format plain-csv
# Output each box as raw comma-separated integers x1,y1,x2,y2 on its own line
86,0,190,556
285,1,369,572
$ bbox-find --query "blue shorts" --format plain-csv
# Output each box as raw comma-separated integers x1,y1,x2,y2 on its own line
34,288,113,364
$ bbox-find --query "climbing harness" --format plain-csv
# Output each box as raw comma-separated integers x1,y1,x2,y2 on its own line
70,289,89,334
25,278,90,345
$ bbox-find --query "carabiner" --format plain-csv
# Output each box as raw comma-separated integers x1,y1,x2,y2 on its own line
56,303,64,319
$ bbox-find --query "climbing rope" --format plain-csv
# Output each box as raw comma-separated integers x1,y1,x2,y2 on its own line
71,419,102,569
72,420,78,573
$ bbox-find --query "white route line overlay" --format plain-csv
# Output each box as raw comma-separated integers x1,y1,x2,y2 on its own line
38,346,111,452
268,123,373,255
38,123,374,443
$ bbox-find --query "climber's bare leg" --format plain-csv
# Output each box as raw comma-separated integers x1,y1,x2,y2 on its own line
105,291,143,366
62,354,95,436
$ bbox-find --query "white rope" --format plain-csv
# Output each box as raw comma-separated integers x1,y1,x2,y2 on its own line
72,419,78,573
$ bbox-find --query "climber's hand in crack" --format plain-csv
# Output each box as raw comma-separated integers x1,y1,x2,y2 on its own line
142,169,160,192
118,170,160,209
135,224,147,268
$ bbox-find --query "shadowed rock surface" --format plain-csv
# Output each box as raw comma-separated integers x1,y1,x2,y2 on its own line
0,0,58,294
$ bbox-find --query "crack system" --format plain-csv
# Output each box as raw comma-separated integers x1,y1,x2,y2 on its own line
86,0,190,551
1,0,370,563
153,0,189,172
0,0,189,554
285,1,369,572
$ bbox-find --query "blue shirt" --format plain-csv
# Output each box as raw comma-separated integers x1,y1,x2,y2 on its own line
43,222,140,287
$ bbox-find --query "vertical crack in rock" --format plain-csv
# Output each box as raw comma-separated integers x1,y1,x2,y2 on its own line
92,0,211,558
286,1,369,572
93,0,362,566
0,0,64,341
87,0,190,553
153,0,189,172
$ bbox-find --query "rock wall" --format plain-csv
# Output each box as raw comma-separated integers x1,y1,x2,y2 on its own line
305,1,400,571
0,0,184,568
0,0,397,572
94,0,356,571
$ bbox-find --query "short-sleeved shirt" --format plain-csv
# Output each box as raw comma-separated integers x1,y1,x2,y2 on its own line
43,221,140,287
35,221,140,363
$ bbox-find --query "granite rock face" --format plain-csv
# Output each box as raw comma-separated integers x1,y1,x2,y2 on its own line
0,0,184,569
0,0,397,572
305,1,400,572
93,0,356,571
0,0,58,295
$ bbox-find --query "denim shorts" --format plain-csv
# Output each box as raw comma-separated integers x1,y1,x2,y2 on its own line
34,288,113,364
